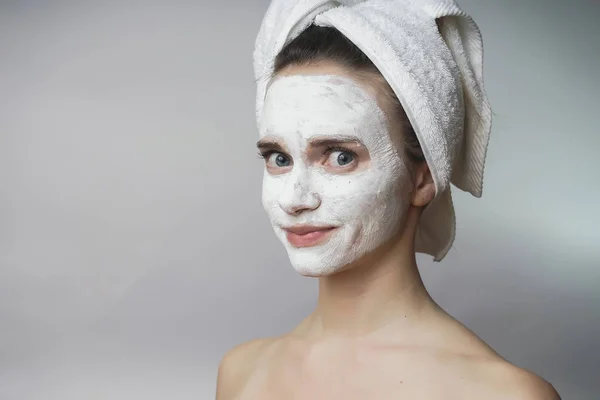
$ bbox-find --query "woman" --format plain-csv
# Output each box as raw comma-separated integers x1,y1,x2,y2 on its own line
217,1,561,398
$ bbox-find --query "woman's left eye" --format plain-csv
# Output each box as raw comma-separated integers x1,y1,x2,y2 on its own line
327,150,355,167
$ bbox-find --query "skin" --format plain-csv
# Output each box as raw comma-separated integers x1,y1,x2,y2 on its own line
216,62,561,400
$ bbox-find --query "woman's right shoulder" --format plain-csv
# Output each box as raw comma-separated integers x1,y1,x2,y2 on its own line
215,336,281,399
222,336,279,365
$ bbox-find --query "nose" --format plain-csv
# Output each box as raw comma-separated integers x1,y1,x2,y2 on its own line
279,178,321,216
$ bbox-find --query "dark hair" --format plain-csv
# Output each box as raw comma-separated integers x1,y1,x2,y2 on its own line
273,25,425,164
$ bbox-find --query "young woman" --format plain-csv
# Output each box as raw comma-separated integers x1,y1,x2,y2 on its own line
216,1,561,398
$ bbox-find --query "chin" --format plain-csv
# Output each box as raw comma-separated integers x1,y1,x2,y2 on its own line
287,252,339,276
292,264,342,277
288,251,354,277
292,255,372,277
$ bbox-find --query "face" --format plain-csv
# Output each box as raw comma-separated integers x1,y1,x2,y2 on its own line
258,73,412,276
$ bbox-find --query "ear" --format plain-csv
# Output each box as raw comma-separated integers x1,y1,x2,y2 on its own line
412,162,436,207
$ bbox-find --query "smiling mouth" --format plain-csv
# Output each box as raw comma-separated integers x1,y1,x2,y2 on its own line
282,225,338,248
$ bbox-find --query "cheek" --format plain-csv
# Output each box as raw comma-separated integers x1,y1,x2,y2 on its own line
321,173,390,212
261,174,280,211
335,167,409,212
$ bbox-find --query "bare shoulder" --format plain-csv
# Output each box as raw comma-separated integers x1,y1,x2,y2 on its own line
469,358,561,400
215,336,280,400
431,314,561,399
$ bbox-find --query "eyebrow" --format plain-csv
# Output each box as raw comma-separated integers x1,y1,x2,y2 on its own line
256,136,365,151
256,139,284,151
308,136,365,147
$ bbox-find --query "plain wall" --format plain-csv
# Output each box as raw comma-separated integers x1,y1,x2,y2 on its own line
1,0,598,398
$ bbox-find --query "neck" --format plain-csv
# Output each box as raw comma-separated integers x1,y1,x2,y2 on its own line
300,217,438,339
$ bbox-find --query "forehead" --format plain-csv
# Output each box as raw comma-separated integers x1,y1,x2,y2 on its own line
259,74,388,138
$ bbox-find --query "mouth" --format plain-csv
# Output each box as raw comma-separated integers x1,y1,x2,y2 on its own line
281,225,338,248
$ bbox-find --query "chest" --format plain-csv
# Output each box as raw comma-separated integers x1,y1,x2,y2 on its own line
236,357,465,400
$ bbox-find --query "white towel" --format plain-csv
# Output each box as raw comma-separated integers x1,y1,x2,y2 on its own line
253,0,492,261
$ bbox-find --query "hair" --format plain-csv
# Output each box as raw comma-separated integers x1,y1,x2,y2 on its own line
272,24,426,165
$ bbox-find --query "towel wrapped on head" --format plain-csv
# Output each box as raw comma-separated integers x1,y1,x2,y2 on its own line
253,0,492,261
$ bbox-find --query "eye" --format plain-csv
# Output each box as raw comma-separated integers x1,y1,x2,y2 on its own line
266,152,291,168
325,147,357,168
331,151,354,166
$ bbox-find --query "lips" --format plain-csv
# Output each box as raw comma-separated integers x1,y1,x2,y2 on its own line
282,225,338,248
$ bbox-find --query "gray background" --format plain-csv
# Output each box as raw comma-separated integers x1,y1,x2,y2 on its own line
1,0,598,399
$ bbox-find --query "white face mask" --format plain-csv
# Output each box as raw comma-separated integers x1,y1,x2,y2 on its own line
259,74,411,276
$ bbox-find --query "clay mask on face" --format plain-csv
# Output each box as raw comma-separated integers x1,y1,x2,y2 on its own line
259,74,411,276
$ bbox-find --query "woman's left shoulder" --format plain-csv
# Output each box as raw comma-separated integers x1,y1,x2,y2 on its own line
437,316,561,399
472,359,561,400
